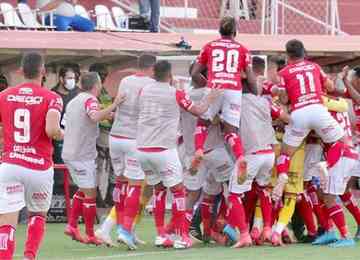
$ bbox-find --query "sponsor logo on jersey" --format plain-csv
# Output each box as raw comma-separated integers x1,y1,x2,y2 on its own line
13,145,37,155
7,95,43,105
9,152,44,165
289,64,315,74
19,87,33,95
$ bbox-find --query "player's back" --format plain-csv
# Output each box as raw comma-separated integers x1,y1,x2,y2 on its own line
200,38,249,90
111,74,155,139
279,60,326,111
240,93,277,154
0,82,62,170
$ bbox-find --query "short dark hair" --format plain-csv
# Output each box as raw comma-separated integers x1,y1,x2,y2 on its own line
189,61,208,79
353,67,360,78
252,56,265,73
219,16,237,37
81,72,100,91
286,39,305,59
138,54,156,69
154,60,172,81
269,55,286,71
21,52,44,79
58,66,75,79
89,63,108,83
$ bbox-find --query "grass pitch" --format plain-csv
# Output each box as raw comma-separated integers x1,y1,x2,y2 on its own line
14,215,360,260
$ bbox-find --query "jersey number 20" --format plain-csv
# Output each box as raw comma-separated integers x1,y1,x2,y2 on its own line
212,49,239,73
14,108,30,143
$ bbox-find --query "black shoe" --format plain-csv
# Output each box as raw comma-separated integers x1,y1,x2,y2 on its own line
300,234,317,243
189,207,203,242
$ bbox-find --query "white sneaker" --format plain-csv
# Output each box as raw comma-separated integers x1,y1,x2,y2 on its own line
134,233,147,245
173,235,193,249
155,235,173,247
95,229,117,247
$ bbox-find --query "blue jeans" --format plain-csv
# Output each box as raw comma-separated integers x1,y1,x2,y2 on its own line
47,14,95,32
139,0,160,32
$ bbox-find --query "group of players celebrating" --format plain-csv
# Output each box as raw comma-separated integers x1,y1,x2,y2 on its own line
1,15,360,260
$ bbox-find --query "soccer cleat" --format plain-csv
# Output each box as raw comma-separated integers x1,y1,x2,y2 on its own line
232,232,252,248
236,158,247,185
117,229,137,250
85,236,103,246
155,235,174,248
189,149,204,175
223,224,238,243
272,174,288,201
64,225,86,243
271,232,283,247
95,229,117,247
300,235,317,243
189,225,203,242
134,233,147,245
250,227,263,245
329,238,355,248
312,231,338,245
262,227,272,244
173,235,193,249
354,226,360,241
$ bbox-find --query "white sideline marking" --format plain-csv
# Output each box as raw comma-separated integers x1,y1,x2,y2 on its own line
84,251,170,259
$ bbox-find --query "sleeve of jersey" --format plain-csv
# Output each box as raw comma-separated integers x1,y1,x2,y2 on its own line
85,97,100,117
48,93,63,114
197,44,209,66
270,102,282,120
176,90,193,111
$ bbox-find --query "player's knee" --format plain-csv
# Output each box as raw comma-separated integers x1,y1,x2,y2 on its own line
322,194,337,207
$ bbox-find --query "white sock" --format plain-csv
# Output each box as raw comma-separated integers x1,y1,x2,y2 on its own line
275,223,286,234
101,217,116,236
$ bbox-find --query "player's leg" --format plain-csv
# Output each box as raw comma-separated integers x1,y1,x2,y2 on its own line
0,164,25,260
23,166,54,259
95,206,117,247
296,192,317,239
251,199,263,245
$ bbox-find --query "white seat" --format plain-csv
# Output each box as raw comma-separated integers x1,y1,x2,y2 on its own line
94,4,117,31
17,3,41,28
75,4,90,19
0,2,24,27
112,6,128,30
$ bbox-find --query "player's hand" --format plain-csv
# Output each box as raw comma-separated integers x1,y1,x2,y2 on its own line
339,66,350,80
113,92,126,106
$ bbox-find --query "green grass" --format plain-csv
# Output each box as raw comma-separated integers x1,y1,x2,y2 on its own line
14,215,360,260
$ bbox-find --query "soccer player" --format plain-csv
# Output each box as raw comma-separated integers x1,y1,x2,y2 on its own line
0,52,63,260
62,72,125,245
190,16,257,181
136,60,220,249
107,54,156,250
273,39,346,204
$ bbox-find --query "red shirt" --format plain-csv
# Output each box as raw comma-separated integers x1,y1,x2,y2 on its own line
343,89,360,144
279,60,327,111
262,80,277,101
0,83,63,170
330,110,353,146
197,37,250,90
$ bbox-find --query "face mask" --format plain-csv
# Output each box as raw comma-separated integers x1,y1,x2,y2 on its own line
64,79,76,90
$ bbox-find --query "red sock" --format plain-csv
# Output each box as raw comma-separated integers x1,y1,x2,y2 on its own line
24,215,46,259
83,197,97,237
0,225,15,260
217,195,227,220
227,193,248,234
194,120,208,151
272,200,283,225
257,186,272,228
307,185,332,231
153,187,167,236
184,209,193,235
327,204,348,238
224,133,243,159
201,197,214,237
243,184,257,222
114,180,128,225
69,190,84,228
340,191,360,226
171,187,186,235
122,185,142,232
297,193,317,236
276,153,290,175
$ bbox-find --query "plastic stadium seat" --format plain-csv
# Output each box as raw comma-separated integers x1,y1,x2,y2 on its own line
17,3,41,28
94,4,118,31
0,2,25,28
111,6,128,30
75,4,91,20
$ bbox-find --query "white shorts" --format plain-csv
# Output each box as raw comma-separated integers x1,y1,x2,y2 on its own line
284,104,344,147
184,147,233,195
229,152,275,194
202,89,242,127
0,163,54,214
351,145,360,177
323,157,356,195
137,148,183,188
64,160,97,189
109,136,145,180
304,144,323,181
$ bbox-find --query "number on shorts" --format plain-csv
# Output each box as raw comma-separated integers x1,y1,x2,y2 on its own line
296,72,315,94
212,49,239,73
14,108,30,143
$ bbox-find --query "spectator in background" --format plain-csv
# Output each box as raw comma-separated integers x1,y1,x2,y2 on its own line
37,0,95,32
0,74,8,92
139,0,160,32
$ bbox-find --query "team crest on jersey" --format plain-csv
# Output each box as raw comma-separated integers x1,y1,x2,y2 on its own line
18,87,33,95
